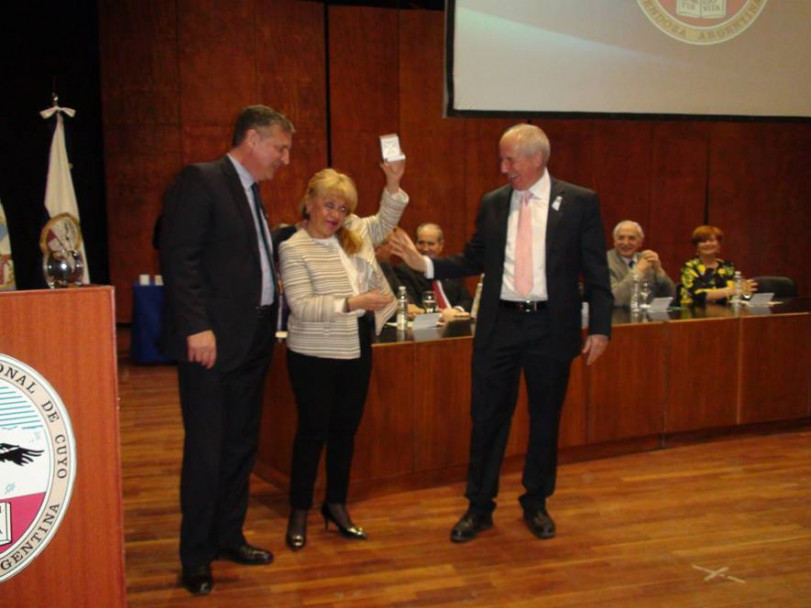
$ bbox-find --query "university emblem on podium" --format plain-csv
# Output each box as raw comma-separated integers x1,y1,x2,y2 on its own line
0,354,76,582
637,0,769,45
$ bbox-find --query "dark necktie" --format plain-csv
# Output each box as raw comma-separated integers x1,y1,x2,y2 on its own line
629,259,636,269
251,183,273,265
250,183,277,303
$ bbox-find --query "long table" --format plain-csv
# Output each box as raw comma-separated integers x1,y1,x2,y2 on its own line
255,299,811,497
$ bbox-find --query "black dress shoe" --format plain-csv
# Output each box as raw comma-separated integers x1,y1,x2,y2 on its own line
523,506,556,539
450,511,493,543
181,564,213,596
217,543,274,565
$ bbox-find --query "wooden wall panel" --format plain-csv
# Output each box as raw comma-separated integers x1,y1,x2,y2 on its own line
542,119,597,190
177,1,255,132
559,358,587,448
353,344,415,481
587,323,666,443
648,122,709,283
329,6,399,218
709,123,811,295
175,0,256,203
257,343,299,479
398,10,468,254
413,339,473,471
99,0,180,322
463,118,516,242
739,314,810,424
591,120,653,249
257,0,328,226
666,318,739,432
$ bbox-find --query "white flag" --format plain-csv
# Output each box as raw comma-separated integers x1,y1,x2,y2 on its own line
0,199,16,291
40,105,90,284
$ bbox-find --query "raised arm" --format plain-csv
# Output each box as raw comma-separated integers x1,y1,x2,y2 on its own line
361,160,409,246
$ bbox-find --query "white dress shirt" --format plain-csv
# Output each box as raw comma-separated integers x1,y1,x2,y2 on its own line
228,154,274,306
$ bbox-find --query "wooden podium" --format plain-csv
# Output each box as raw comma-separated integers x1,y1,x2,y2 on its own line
0,287,125,607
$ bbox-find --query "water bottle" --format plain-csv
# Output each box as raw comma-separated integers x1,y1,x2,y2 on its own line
471,274,484,320
630,272,641,311
731,271,743,306
396,285,408,329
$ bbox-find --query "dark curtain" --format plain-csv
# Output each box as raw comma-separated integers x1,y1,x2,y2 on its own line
0,0,109,289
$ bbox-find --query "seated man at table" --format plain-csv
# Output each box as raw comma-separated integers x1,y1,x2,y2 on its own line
396,222,472,320
608,220,675,307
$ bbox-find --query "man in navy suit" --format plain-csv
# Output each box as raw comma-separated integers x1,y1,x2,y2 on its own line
160,105,294,595
392,124,612,543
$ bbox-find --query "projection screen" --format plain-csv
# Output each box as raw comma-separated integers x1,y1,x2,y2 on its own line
445,0,811,118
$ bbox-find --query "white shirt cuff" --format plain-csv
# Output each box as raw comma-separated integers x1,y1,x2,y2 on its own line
423,256,434,279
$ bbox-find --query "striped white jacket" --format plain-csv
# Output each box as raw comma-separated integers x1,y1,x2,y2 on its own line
279,188,409,359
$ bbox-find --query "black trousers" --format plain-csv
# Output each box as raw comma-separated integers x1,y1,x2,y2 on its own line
177,310,275,569
466,308,572,515
286,317,372,510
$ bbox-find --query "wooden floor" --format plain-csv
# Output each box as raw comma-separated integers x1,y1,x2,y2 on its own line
119,344,811,607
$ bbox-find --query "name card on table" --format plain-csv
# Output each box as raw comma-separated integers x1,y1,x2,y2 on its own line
746,292,774,308
412,312,440,330
649,297,673,312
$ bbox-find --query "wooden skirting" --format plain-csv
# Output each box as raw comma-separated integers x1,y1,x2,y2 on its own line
254,421,811,502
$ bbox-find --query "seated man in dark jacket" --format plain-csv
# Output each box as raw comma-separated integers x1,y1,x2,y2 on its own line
396,223,472,319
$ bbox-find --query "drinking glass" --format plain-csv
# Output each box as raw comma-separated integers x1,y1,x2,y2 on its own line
639,280,653,310
421,290,437,313
741,276,754,301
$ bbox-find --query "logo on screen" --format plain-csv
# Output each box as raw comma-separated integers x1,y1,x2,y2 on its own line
0,354,76,582
637,0,768,45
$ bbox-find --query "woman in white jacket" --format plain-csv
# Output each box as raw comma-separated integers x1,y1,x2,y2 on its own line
279,160,407,551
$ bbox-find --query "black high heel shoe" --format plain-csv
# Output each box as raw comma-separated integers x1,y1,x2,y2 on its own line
286,509,308,551
321,503,367,540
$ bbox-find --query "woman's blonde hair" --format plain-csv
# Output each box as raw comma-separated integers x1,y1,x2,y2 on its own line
299,168,362,255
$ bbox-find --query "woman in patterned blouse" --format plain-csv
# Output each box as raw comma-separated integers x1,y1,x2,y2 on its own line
679,225,756,306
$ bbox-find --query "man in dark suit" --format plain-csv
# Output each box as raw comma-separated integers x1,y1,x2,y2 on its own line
395,222,473,317
160,105,294,595
392,124,612,543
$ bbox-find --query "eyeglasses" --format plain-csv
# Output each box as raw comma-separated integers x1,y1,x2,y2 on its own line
322,200,349,216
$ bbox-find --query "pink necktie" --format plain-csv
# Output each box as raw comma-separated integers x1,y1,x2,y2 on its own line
514,191,533,298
